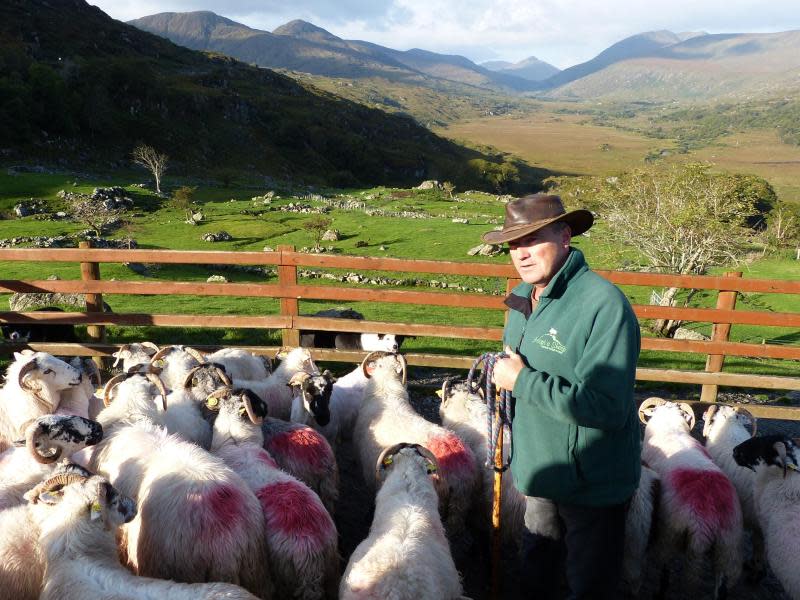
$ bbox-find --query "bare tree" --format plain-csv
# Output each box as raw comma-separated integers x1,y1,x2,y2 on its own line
131,144,168,194
303,216,333,251
442,181,456,200
594,163,761,336
70,195,123,238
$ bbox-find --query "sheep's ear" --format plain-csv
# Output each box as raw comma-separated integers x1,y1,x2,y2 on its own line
36,490,64,505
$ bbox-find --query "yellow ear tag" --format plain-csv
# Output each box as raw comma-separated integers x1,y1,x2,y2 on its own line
153,359,165,368
788,463,800,472
382,456,393,466
90,501,103,521
206,397,219,407
239,407,248,417
426,464,437,474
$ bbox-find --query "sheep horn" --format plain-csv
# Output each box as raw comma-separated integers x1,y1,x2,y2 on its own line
775,441,789,478
140,342,160,355
102,373,130,407
27,473,90,504
85,362,102,387
26,423,62,464
145,373,168,412
17,359,39,393
242,391,263,425
182,346,207,364
149,346,176,365
397,353,407,387
288,372,311,388
734,406,758,437
360,350,389,379
375,442,413,483
414,444,441,475
112,344,130,367
701,404,718,439
678,403,696,431
638,397,666,425
440,378,453,406
204,387,231,411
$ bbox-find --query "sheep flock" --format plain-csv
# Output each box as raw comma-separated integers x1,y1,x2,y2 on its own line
0,343,797,599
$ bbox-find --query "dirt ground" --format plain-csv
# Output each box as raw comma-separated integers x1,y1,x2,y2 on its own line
332,366,798,600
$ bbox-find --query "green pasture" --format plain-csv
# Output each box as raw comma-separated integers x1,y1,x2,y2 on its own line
1,171,798,387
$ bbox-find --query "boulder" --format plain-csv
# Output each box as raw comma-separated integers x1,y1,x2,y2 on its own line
321,229,340,241
206,275,229,283
416,180,441,190
673,327,710,341
202,231,232,242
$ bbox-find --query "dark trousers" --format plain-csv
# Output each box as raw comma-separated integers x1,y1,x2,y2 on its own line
519,496,628,600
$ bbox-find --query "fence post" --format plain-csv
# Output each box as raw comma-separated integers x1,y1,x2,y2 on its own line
277,245,300,347
78,241,105,369
700,271,742,403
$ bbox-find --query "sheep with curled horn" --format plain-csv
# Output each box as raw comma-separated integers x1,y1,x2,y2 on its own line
702,404,764,580
57,356,105,420
208,386,340,600
147,344,206,391
0,414,103,511
340,443,463,600
288,370,336,440
26,471,261,600
111,342,160,372
0,461,94,600
0,351,84,451
86,371,274,597
639,397,743,600
353,352,478,539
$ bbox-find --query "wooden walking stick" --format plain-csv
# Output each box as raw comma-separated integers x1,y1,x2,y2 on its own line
491,388,504,600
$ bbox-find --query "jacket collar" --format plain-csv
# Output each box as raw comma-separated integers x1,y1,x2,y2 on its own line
503,248,587,318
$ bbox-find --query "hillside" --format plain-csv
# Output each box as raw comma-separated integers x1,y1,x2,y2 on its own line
545,30,800,100
482,56,561,82
130,12,539,93
0,0,545,190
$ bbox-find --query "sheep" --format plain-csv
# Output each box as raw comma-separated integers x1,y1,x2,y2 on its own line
353,352,478,538
111,342,160,372
703,404,764,579
0,414,103,511
639,397,743,599
340,443,463,600
261,416,339,515
87,372,274,597
208,387,340,600
0,462,94,600
205,348,272,381
147,344,206,391
733,434,800,599
232,347,320,421
26,471,261,600
288,370,335,438
621,463,660,596
0,351,82,450
59,356,103,420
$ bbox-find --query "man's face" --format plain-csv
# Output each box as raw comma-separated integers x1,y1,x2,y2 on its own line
508,223,571,286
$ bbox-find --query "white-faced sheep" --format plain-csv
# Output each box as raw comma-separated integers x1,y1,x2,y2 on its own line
111,342,160,372
208,387,340,600
703,404,764,579
354,353,478,538
733,434,800,599
640,397,743,599
26,471,261,600
0,351,82,450
0,462,94,600
340,443,463,600
87,372,274,598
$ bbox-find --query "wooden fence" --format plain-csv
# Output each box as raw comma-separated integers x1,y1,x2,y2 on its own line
1,245,799,417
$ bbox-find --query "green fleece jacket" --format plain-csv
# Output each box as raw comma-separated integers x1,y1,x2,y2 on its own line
503,248,641,506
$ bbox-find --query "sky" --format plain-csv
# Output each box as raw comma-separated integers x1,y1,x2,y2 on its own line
90,0,800,69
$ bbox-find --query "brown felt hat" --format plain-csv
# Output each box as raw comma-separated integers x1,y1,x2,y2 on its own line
482,193,593,245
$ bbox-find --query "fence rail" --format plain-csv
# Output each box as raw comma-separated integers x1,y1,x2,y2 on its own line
1,246,799,415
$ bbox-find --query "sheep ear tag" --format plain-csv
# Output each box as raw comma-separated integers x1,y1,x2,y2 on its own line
90,501,103,521
382,455,393,467
435,390,443,399
205,396,220,409
425,461,437,475
152,359,165,368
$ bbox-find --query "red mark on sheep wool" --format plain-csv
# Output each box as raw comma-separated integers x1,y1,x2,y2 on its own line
257,481,335,548
265,428,332,469
426,433,474,477
669,468,737,531
256,448,279,469
195,484,246,545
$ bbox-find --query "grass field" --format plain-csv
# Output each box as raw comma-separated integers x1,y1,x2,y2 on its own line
1,167,798,388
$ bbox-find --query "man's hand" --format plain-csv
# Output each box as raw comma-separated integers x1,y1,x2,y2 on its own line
492,346,525,392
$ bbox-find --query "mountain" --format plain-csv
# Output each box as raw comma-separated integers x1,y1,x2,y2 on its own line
129,13,540,92
0,0,543,190
481,56,561,82
546,30,800,100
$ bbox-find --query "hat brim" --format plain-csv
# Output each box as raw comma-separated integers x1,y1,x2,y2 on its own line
481,209,594,245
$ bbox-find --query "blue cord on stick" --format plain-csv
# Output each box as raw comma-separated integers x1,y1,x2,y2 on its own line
467,352,514,472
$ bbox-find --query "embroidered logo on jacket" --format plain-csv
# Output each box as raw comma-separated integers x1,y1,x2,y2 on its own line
532,328,567,354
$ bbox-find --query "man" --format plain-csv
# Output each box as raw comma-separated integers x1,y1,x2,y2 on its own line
485,193,641,600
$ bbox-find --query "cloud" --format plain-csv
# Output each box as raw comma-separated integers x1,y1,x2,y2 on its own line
91,0,800,69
